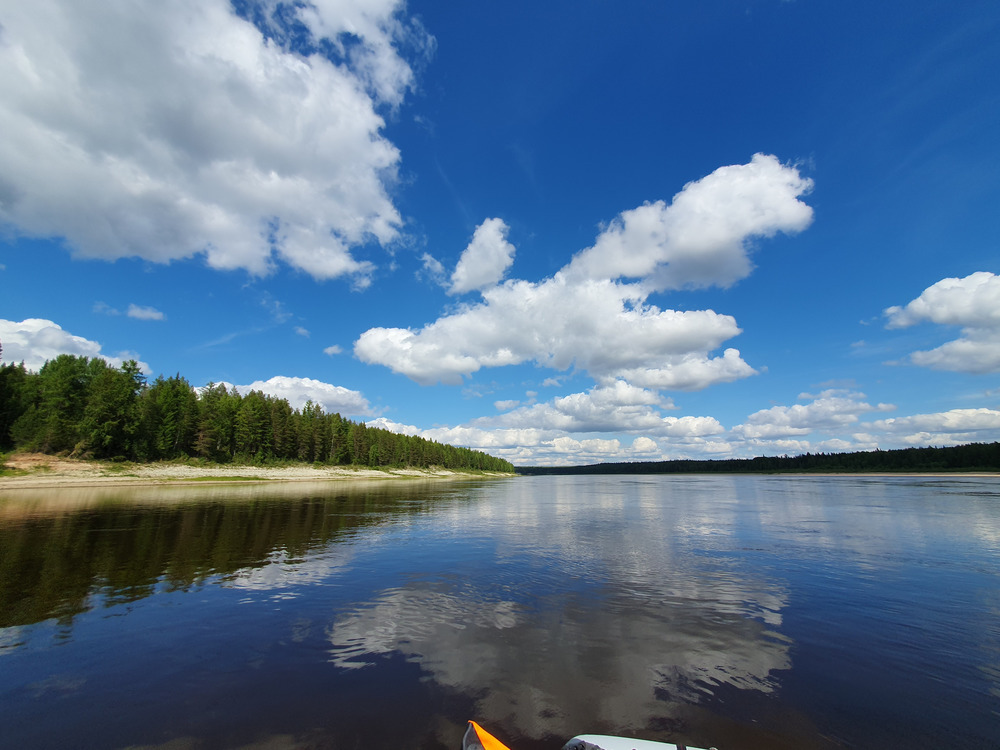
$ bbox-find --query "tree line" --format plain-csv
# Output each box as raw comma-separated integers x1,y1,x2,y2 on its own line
517,442,1000,475
0,352,514,472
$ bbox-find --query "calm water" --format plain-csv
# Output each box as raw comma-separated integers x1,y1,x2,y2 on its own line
1,475,998,750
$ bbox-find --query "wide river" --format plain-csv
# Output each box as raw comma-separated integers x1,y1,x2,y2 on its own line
1,475,998,750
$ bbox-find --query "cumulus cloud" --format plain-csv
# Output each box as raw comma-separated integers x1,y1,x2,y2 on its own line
0,317,150,372
630,436,660,455
484,381,674,433
127,304,165,321
885,272,1000,373
661,415,726,437
370,411,733,466
372,382,995,465
734,389,894,440
356,276,749,386
324,344,343,356
564,153,814,290
871,407,1000,445
449,218,516,294
616,348,757,391
0,0,429,282
368,383,731,465
234,375,372,415
355,155,812,388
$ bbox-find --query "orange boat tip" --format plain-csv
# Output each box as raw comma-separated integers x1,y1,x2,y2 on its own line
465,720,514,750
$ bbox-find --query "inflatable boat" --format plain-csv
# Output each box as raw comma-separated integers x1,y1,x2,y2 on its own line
464,720,716,750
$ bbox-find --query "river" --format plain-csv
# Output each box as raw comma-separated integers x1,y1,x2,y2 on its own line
1,474,998,749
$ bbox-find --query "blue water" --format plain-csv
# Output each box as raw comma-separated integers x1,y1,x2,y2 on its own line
0,475,998,749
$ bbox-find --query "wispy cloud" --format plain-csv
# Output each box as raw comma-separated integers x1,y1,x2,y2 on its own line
127,304,165,321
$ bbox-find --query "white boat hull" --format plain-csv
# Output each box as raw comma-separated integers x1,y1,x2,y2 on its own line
563,735,714,750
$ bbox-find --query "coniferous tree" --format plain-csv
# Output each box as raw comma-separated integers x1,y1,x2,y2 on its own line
80,360,145,459
0,362,32,450
0,354,516,472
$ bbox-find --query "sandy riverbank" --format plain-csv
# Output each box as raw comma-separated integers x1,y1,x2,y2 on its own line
0,453,508,490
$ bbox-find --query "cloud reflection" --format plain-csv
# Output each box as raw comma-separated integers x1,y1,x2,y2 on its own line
327,476,792,739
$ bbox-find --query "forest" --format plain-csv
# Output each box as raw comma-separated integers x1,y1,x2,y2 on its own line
0,352,514,472
517,441,1000,475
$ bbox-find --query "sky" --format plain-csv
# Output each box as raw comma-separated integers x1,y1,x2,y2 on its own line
1,0,999,466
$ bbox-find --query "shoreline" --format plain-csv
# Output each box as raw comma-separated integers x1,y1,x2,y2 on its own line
0,453,511,491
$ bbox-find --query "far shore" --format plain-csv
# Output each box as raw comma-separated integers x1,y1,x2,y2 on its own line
0,453,512,491
2,454,996,492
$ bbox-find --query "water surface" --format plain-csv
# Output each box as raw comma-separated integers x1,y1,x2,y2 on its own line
1,475,998,749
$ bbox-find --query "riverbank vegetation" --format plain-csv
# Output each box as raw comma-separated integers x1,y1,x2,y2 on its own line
0,354,513,472
517,441,1000,475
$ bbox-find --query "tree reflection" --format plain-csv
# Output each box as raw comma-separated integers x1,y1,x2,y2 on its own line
0,482,457,629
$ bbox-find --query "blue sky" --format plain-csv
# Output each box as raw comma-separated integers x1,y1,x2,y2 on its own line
1,0,999,466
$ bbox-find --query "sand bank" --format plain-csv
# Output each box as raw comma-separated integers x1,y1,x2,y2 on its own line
0,453,506,490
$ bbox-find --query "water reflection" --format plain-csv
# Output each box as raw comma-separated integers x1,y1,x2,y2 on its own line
1,475,999,750
325,475,793,743
0,480,469,629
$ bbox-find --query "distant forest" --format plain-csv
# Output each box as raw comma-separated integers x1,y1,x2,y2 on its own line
0,352,514,472
517,442,1000,475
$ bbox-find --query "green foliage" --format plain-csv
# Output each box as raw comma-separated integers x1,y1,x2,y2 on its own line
0,362,32,450
0,354,516,473
139,374,198,460
79,359,144,459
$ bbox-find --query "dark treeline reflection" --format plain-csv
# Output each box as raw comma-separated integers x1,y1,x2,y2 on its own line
0,484,447,629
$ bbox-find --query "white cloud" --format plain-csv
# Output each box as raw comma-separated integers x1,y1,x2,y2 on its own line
127,304,165,321
366,416,423,436
630,436,660,455
419,252,447,284
372,412,736,466
449,218,516,295
871,408,1000,445
234,375,372,415
105,350,153,375
884,272,1000,373
369,383,731,465
734,390,894,440
494,399,520,411
885,272,1000,329
661,415,726,437
93,302,121,316
356,276,749,386
0,317,150,372
324,344,343,356
355,155,811,389
483,381,678,434
564,154,813,290
0,0,429,282
374,383,995,465
615,348,758,391
294,326,310,338
0,319,103,370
